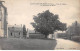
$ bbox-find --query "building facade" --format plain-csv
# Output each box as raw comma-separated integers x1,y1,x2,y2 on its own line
66,21,80,40
0,0,8,37
27,30,45,39
8,25,23,38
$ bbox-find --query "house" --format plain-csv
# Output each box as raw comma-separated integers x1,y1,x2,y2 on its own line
8,25,23,38
66,21,80,40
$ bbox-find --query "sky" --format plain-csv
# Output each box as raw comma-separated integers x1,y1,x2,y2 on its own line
2,0,80,30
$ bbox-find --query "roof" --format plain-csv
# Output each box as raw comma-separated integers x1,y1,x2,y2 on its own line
8,25,23,32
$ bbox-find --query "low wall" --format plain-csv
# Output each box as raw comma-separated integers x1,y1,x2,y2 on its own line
29,33,45,39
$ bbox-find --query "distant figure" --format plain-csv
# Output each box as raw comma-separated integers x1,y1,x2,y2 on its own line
51,33,57,39
54,32,57,39
48,34,55,39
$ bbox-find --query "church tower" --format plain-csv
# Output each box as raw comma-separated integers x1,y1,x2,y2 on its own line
0,0,8,37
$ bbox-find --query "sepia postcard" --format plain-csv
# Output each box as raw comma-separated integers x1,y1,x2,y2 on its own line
0,0,80,50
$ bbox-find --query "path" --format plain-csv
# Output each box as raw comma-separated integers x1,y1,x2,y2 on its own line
55,39,80,50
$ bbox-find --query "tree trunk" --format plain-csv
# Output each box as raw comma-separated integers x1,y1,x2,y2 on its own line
45,34,49,38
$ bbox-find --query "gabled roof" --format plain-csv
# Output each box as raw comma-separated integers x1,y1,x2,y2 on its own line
8,25,23,32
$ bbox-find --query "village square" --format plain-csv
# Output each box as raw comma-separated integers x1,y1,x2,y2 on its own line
0,0,80,50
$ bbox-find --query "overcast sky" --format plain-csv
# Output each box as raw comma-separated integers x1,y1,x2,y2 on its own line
2,0,80,30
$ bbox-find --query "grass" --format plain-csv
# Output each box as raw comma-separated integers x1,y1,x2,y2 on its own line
0,38,57,50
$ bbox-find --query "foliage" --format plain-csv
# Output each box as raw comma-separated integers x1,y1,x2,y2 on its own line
23,25,27,38
31,10,67,38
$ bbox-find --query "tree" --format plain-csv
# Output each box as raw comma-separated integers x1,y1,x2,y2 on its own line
23,25,27,38
31,10,67,38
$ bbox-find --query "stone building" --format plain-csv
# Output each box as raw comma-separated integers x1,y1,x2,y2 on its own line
66,21,80,40
0,0,8,37
8,25,23,38
27,30,45,39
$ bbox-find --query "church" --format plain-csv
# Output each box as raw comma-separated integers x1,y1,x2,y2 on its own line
0,0,8,37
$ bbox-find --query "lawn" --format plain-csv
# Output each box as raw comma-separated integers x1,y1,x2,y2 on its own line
0,38,57,50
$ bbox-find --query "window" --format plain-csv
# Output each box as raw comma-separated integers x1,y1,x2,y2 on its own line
11,32,12,36
19,32,20,35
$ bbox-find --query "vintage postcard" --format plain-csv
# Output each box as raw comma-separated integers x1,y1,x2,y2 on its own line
0,0,80,50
